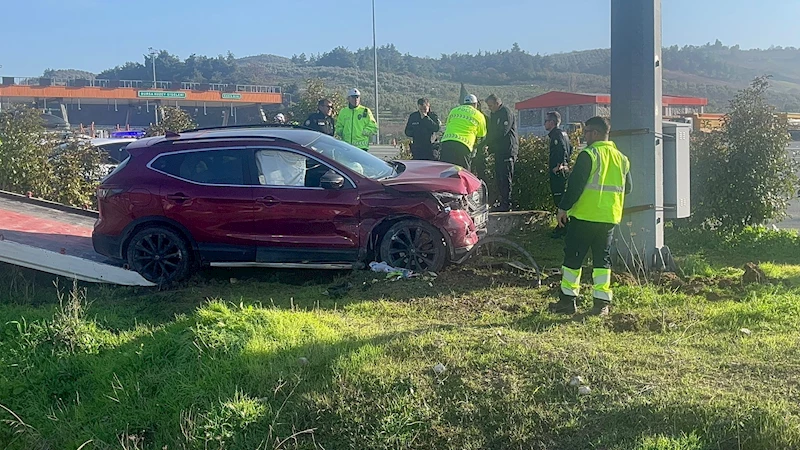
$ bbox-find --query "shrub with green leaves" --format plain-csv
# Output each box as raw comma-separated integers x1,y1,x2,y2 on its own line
689,76,797,232
145,106,197,137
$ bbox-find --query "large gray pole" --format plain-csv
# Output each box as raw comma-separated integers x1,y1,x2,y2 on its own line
149,48,159,126
610,0,664,269
372,0,380,145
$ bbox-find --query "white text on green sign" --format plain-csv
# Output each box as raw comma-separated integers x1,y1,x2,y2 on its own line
222,93,242,100
137,91,187,99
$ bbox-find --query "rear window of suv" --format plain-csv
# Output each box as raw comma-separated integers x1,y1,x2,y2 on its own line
152,149,247,185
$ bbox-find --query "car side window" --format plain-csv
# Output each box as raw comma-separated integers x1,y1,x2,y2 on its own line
255,149,331,188
152,149,247,185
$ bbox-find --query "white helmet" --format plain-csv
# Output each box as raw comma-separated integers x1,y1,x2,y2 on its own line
463,94,478,105
274,113,286,123
348,88,361,97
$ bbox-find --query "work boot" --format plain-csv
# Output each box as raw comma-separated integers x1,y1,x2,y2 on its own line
589,299,611,317
548,295,577,315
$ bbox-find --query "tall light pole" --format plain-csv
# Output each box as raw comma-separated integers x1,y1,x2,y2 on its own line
372,0,379,145
149,47,159,125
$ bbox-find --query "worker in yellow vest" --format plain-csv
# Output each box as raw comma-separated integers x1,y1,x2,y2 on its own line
335,88,378,151
439,94,487,171
549,116,632,316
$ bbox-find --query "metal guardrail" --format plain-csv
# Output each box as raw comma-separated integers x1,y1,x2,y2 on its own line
3,76,281,94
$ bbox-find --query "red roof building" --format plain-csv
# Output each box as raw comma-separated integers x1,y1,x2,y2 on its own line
514,91,707,134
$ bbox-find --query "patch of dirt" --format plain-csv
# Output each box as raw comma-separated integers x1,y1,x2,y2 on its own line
608,312,643,332
654,272,685,290
742,262,767,285
612,272,638,286
717,278,739,289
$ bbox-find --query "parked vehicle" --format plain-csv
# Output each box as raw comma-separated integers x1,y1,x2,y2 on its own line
92,126,489,284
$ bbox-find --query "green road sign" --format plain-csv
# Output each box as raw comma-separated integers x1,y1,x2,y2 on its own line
137,91,186,99
222,93,242,100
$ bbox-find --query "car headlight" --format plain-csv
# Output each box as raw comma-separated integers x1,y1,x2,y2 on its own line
432,192,466,211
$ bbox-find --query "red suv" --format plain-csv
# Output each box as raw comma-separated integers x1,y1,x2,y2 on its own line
92,126,488,284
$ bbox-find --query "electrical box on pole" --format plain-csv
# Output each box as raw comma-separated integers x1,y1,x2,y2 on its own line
610,0,667,270
662,121,691,219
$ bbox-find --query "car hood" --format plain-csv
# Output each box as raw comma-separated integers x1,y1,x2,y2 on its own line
380,161,482,195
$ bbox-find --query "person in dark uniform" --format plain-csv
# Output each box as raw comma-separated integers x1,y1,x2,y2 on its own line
485,94,519,212
546,111,573,237
303,99,336,136
404,98,441,160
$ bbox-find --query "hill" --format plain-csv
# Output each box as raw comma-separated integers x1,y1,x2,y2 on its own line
45,42,800,133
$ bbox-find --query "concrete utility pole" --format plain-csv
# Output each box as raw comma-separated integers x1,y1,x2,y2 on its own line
610,0,665,269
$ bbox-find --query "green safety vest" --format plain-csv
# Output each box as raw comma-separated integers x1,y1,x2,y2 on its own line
441,105,487,150
335,105,378,149
568,141,630,224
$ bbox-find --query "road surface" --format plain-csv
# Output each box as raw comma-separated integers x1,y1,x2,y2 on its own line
777,141,800,229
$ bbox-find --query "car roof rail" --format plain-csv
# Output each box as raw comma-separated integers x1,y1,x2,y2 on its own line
182,123,312,133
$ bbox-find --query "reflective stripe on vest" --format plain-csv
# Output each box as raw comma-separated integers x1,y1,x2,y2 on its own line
568,141,630,224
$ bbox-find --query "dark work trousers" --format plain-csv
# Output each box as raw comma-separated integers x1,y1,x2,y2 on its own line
563,218,615,274
440,140,471,171
411,145,437,161
550,173,567,209
495,155,515,209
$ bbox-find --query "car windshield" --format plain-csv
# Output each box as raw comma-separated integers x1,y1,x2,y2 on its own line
304,134,396,180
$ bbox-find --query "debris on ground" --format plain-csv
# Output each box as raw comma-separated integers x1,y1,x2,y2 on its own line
740,328,752,336
298,357,309,366
569,376,584,387
742,262,767,285
369,261,413,279
578,385,592,395
433,363,446,375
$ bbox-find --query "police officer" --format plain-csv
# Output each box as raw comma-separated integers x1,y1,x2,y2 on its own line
546,111,572,237
548,116,633,317
440,94,487,171
335,88,378,150
304,99,335,136
485,94,518,212
404,98,441,160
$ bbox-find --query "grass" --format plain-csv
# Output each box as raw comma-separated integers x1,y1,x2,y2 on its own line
2,225,800,449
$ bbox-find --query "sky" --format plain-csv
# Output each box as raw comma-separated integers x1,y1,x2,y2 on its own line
1,0,799,76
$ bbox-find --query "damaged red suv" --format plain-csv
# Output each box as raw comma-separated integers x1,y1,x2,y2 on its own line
92,126,488,284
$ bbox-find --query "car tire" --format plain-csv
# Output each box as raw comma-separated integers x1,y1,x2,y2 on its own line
379,220,447,273
126,226,193,285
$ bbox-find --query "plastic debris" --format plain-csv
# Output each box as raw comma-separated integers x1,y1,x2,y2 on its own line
569,376,584,387
578,386,591,395
433,363,446,375
369,261,412,279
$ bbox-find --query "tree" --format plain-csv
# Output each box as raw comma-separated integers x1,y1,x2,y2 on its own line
291,79,345,123
145,107,197,137
689,76,797,232
0,106,54,197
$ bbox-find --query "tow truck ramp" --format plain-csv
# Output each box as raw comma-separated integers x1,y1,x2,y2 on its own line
0,191,154,287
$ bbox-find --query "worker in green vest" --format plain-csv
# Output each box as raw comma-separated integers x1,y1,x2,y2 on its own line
549,116,632,317
439,94,487,171
335,88,378,151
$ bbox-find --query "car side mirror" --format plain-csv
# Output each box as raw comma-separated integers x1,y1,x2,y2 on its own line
320,170,345,189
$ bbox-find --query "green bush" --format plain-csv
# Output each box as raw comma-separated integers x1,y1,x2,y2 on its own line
0,106,54,197
481,134,580,211
688,76,797,232
50,139,103,208
145,106,197,137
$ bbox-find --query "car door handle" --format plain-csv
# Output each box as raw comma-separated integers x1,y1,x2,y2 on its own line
166,193,190,203
257,196,280,206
